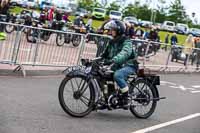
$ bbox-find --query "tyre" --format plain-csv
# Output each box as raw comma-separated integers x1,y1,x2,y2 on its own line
72,35,81,47
129,78,157,119
5,24,15,33
65,34,71,44
56,33,65,46
26,29,37,43
58,75,96,117
42,31,51,41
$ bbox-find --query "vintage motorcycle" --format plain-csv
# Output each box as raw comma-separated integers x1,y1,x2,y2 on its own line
58,58,165,118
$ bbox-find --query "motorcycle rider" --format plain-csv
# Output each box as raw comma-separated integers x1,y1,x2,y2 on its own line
100,20,138,109
73,14,85,27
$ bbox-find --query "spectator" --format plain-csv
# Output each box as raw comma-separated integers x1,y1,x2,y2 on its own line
0,0,9,15
0,0,10,39
129,23,135,38
47,6,55,22
195,37,200,70
55,9,62,21
148,28,158,41
163,33,169,51
135,26,144,38
62,12,70,22
73,14,85,27
171,32,178,45
86,16,93,27
143,28,149,40
183,34,195,66
39,9,47,24
148,28,159,55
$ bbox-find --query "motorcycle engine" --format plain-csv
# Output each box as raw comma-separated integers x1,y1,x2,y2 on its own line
108,94,119,109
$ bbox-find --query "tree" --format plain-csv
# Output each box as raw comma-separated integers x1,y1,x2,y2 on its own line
167,0,188,23
78,0,95,11
106,1,120,15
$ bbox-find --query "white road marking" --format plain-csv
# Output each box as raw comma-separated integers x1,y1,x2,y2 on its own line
191,91,200,93
169,85,195,91
192,86,200,88
132,113,200,133
160,81,176,86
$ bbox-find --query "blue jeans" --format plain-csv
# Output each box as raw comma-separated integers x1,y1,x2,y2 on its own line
114,66,136,89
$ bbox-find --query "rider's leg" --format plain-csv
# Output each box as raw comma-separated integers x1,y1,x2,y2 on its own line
114,66,136,107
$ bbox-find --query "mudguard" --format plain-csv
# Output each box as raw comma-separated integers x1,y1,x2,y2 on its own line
136,76,160,101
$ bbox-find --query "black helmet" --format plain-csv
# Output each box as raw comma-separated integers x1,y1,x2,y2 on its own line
101,20,126,35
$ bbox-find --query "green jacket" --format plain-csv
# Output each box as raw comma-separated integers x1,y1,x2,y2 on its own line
101,36,138,70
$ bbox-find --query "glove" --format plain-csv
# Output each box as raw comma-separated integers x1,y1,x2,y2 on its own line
103,59,114,66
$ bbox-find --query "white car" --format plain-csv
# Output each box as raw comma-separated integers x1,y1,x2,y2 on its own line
109,10,122,20
10,0,23,6
23,0,37,8
175,23,189,34
123,16,138,25
162,21,175,32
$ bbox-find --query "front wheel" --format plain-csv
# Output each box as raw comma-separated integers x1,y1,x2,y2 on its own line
72,35,81,47
129,79,157,119
58,75,96,117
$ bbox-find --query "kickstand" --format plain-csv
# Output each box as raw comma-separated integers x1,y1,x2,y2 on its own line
13,64,26,77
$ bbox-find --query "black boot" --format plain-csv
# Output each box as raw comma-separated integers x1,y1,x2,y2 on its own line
122,92,130,110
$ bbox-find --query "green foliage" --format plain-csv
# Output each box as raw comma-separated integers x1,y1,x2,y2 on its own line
106,2,120,15
167,0,188,23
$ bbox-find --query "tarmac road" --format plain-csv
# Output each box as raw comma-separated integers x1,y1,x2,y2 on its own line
0,74,200,133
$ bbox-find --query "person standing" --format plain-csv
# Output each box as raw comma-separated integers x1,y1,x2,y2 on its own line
164,33,169,51
135,26,144,38
170,32,178,45
195,37,200,70
183,34,195,66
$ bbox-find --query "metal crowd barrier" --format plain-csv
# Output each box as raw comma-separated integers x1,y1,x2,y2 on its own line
0,22,85,68
0,21,200,76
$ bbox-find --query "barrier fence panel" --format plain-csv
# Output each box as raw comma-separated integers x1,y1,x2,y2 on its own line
79,33,111,60
14,26,85,67
1,21,200,73
0,22,19,64
166,45,200,72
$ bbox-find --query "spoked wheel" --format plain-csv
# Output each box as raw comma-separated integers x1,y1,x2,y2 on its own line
42,31,51,41
56,33,65,46
58,75,95,117
26,29,37,43
72,35,81,47
5,24,15,33
129,79,157,119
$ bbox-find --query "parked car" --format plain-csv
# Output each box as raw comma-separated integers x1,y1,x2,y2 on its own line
140,20,153,28
161,21,175,32
92,8,106,20
175,23,189,35
10,0,23,6
22,0,37,8
40,1,52,10
188,28,200,37
109,10,122,20
57,6,72,14
123,16,138,26
154,23,162,30
75,8,89,18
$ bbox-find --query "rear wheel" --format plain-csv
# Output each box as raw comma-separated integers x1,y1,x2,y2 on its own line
72,35,81,47
5,24,15,33
26,29,37,43
58,75,96,117
129,79,157,119
56,33,65,46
